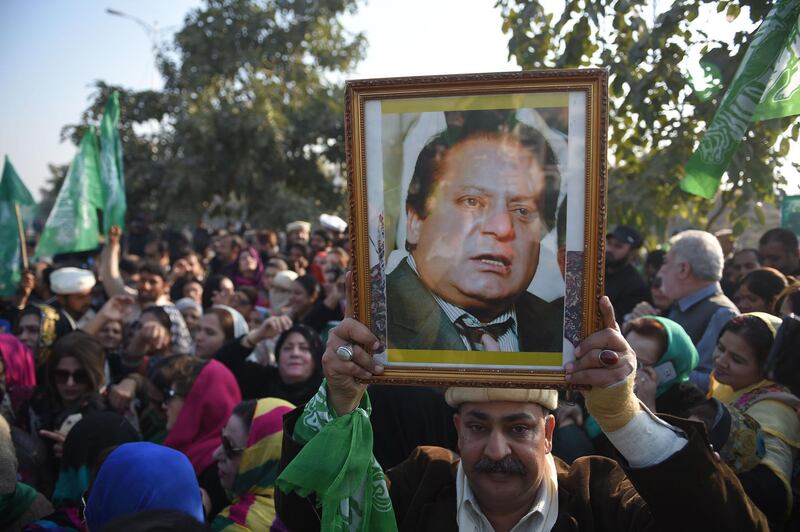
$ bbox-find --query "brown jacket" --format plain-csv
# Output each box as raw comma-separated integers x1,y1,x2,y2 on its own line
277,409,767,531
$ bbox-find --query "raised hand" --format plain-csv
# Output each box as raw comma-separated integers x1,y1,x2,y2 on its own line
322,318,384,416
259,315,293,339
99,294,135,323
565,296,636,389
108,224,122,247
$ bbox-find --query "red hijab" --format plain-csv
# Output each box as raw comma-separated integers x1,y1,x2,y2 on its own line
163,359,241,474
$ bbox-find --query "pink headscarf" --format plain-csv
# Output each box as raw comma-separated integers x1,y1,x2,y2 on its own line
163,359,242,474
234,247,265,288
0,333,36,410
0,333,36,388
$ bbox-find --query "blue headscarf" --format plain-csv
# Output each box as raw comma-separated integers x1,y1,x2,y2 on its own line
84,442,204,530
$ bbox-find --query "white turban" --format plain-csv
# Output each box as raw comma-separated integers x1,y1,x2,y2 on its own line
319,213,347,233
50,267,96,295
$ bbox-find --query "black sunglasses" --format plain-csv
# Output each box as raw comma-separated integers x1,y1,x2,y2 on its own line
161,387,178,409
54,368,89,386
221,432,245,460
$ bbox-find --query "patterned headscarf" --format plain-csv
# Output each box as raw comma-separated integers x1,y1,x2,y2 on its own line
19,304,74,369
213,398,295,531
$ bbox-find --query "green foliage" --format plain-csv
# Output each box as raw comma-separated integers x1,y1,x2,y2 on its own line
57,0,365,228
497,0,799,242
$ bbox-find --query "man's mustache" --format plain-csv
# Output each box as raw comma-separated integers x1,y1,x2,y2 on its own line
473,456,526,475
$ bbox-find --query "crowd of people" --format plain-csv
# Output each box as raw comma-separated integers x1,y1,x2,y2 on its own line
0,212,798,531
0,216,347,530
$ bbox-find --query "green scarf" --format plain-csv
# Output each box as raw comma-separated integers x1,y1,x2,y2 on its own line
0,482,38,528
276,382,397,531
648,316,699,397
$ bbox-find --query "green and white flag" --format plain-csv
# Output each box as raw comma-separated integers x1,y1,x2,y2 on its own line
681,0,800,199
99,91,126,233
36,130,104,257
0,156,35,296
753,9,800,120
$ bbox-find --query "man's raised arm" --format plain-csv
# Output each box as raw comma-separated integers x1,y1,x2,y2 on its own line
100,225,136,299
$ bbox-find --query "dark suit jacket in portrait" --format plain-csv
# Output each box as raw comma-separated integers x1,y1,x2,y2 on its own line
386,258,564,353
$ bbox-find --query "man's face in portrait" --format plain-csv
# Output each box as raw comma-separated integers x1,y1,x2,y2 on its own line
406,136,545,321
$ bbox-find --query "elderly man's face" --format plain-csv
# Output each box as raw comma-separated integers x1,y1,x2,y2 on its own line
455,401,554,511
407,137,545,321
658,250,686,300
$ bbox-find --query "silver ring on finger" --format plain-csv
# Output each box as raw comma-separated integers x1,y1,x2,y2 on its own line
335,343,354,362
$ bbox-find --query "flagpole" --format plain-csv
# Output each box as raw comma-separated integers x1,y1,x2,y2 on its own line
14,203,28,270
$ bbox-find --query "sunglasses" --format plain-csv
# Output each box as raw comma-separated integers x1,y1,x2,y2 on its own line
53,368,89,386
221,432,245,460
161,387,178,409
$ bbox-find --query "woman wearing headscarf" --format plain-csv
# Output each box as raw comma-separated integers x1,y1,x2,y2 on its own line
84,442,205,530
555,316,705,463
0,333,36,422
163,357,242,518
623,316,705,416
212,398,294,531
710,312,800,527
175,297,203,340
214,318,324,406
0,416,53,532
268,270,297,316
15,304,74,382
233,247,264,289
28,411,140,530
195,306,249,360
0,334,45,492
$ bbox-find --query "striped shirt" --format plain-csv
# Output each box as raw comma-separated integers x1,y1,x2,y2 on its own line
406,255,519,351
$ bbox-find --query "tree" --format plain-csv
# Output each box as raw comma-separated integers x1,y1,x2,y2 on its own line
57,0,365,228
497,0,800,241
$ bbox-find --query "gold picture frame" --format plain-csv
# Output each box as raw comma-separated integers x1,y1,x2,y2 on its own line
345,69,608,389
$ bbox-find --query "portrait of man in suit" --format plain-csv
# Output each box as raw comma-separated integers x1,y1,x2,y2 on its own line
386,111,564,355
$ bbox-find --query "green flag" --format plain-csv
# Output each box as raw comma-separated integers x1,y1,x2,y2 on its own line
0,156,35,296
681,0,800,199
753,9,800,120
99,91,126,233
36,130,104,257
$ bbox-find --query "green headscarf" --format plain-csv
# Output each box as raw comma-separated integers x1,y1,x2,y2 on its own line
647,316,699,397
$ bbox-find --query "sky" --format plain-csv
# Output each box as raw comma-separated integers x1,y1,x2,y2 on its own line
0,0,797,200
0,0,517,199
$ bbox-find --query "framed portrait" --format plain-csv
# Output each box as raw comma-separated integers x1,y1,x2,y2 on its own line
345,69,608,388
